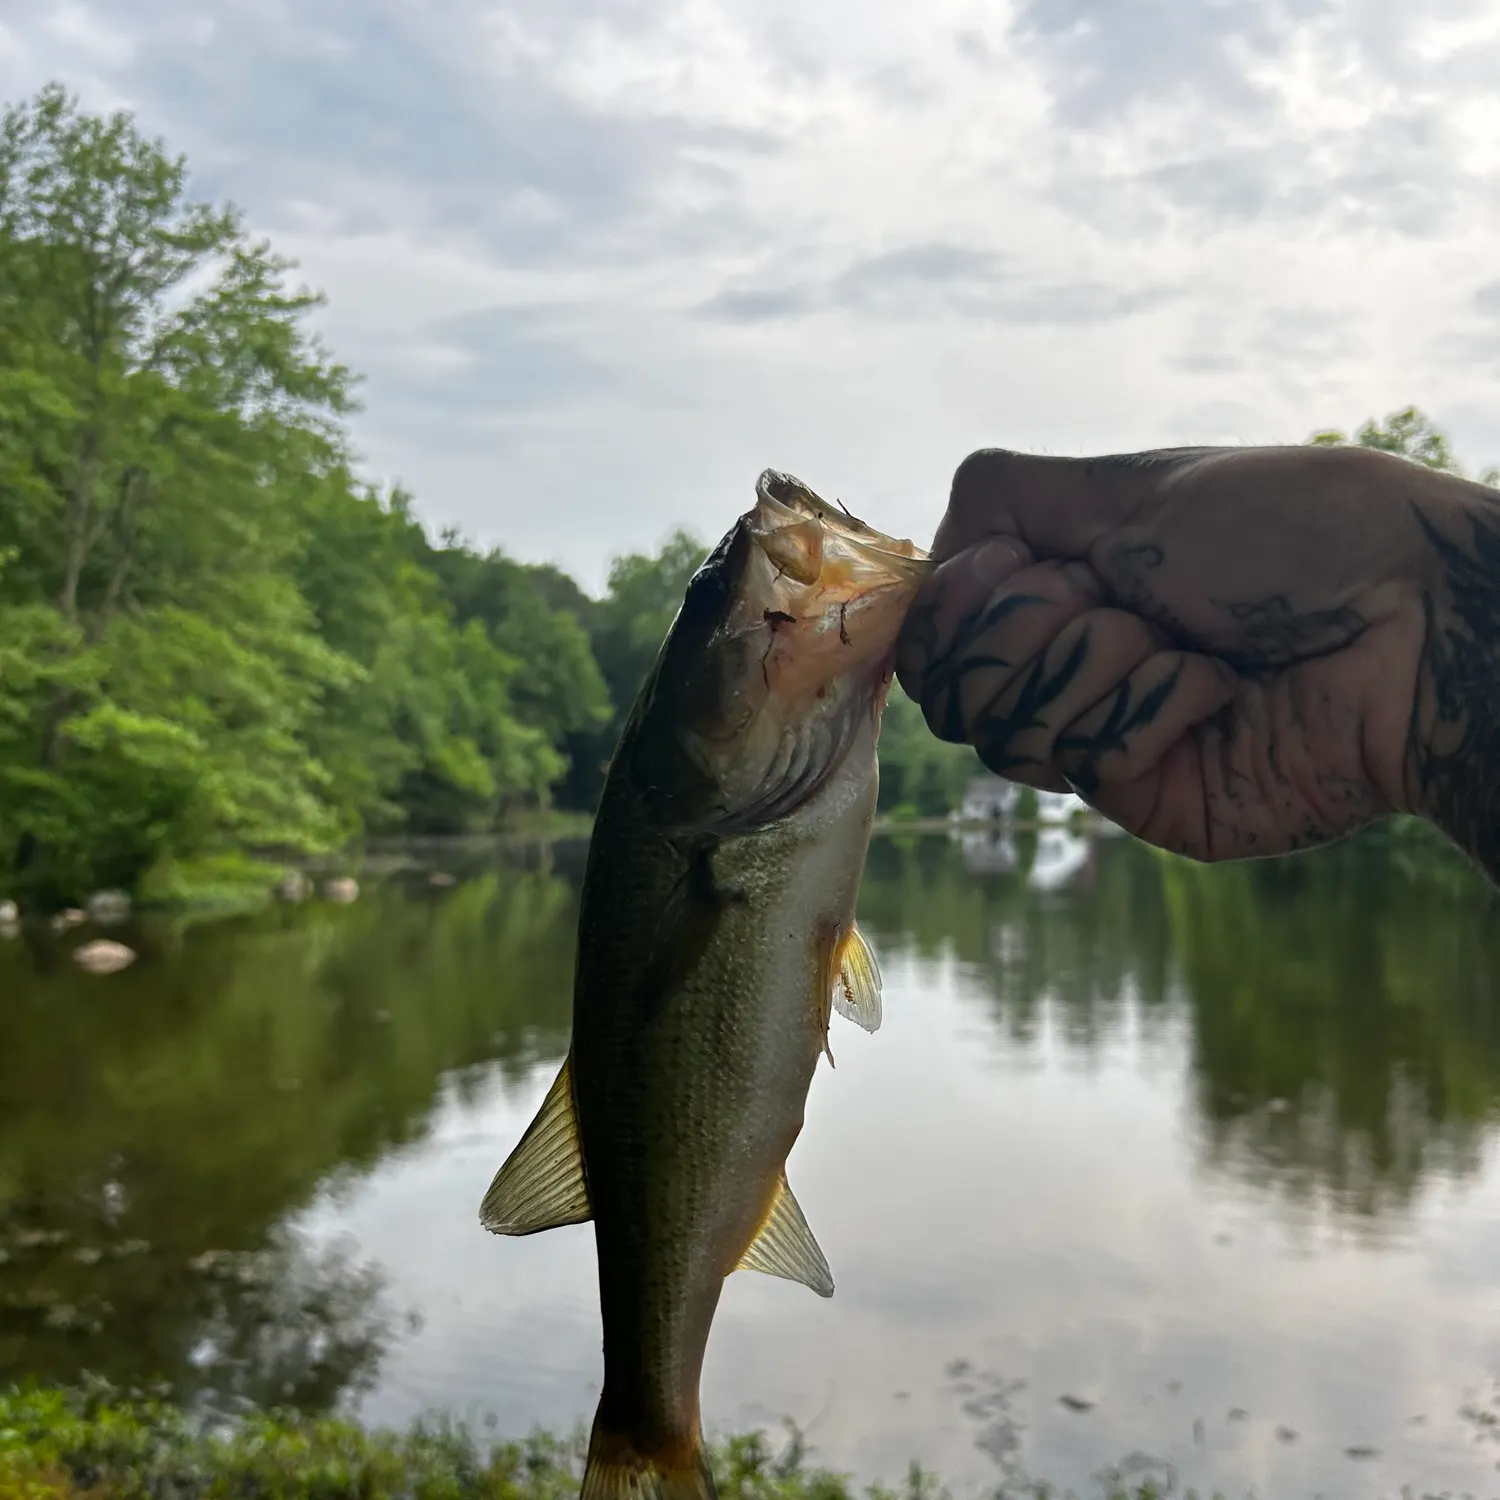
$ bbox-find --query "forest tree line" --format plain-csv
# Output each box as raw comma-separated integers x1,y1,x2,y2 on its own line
0,85,1487,901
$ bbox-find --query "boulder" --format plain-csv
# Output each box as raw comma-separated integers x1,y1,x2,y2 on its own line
276,870,312,903
50,909,86,933
0,899,17,924
73,940,136,976
427,872,457,888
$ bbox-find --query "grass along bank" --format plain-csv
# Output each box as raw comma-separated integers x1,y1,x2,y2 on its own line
0,1383,1224,1500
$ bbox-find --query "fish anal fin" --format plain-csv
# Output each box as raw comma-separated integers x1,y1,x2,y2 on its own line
582,1415,715,1500
734,1174,834,1298
479,1054,591,1235
832,921,882,1033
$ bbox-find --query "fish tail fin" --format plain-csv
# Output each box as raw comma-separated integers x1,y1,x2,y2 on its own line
580,1410,715,1500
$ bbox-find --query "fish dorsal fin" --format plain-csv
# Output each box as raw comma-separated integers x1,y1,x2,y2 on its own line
734,1174,834,1298
832,922,882,1033
479,1054,592,1235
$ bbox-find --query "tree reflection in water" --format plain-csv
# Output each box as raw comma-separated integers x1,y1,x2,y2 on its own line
862,819,1500,1227
0,848,584,1409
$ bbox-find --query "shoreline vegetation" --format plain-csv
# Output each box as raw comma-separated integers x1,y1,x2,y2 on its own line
0,83,977,916
0,1383,1215,1500
0,81,1493,914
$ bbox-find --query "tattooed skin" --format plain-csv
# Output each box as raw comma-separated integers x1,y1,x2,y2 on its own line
1208,594,1368,674
1054,665,1183,797
907,547,1401,863
918,575,1379,808
1408,502,1500,882
898,443,1491,871
974,627,1091,776
902,591,1046,743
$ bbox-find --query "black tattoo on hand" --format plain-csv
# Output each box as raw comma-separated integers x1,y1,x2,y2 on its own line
1210,593,1368,672
910,591,1046,742
972,627,1090,775
1409,502,1500,880
1054,664,1182,795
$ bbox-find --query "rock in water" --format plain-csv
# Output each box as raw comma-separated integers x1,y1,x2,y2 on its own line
276,871,311,903
428,871,457,887
322,877,359,904
0,920,17,942
73,940,136,975
51,909,85,933
0,899,17,924
86,889,131,925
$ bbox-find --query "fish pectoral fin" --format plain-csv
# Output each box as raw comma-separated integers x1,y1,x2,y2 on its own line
831,921,883,1033
479,1054,592,1235
734,1175,834,1298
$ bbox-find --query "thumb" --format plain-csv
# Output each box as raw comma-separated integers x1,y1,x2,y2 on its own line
935,447,1221,563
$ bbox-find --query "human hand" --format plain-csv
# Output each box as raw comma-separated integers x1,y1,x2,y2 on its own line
896,445,1498,866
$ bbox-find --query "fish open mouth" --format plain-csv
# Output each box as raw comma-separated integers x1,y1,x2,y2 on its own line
738,471,932,713
749,471,931,589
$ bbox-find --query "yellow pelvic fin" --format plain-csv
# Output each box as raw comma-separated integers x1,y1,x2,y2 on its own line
733,1174,834,1298
832,921,882,1033
478,1054,591,1235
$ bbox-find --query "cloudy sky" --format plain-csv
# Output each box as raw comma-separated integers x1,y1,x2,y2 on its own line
4,0,1500,590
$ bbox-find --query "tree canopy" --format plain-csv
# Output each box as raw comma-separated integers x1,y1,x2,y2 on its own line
0,86,592,899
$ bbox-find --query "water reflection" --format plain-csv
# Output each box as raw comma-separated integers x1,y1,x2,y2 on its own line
0,849,582,1407
1161,831,1500,1222
867,823,1500,1224
3,824,1500,1493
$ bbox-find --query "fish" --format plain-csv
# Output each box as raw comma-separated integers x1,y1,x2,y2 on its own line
479,470,932,1500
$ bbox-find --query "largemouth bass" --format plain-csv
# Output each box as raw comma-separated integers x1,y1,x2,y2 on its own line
480,471,931,1500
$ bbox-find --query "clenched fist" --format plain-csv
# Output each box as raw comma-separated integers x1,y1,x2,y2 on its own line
896,445,1500,878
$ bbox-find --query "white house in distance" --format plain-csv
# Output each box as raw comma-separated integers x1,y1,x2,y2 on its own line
958,774,1087,825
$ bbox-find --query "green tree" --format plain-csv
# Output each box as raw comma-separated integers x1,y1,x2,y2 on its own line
1309,404,1464,474
0,85,359,896
560,529,708,808
0,85,565,895
423,543,611,755
876,688,980,818
292,483,564,837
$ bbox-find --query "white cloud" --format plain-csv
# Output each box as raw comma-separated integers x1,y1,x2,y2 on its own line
4,0,1500,589
42,2,136,67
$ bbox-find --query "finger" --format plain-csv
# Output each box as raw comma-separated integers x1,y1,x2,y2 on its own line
1051,651,1238,850
966,609,1168,788
934,446,1220,565
1055,650,1235,794
909,559,1103,745
896,535,1034,711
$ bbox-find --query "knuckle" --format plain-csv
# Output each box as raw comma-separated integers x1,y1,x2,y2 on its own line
950,448,1012,503
942,450,1015,536
922,689,969,744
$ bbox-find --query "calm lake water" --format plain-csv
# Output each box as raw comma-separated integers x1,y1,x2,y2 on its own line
6,826,1500,1498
